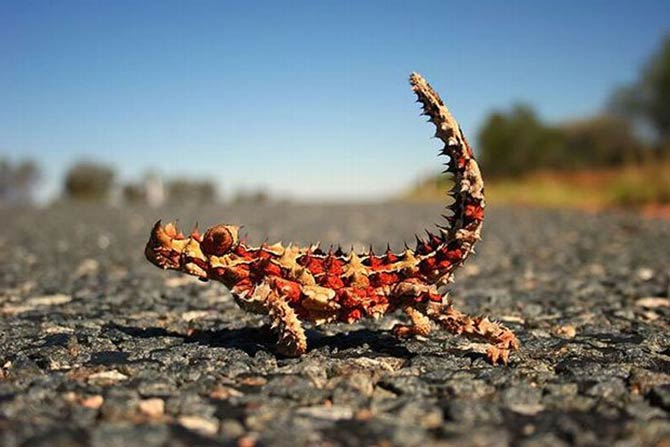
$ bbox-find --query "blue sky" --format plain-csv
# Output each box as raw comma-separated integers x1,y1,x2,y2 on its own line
1,0,669,201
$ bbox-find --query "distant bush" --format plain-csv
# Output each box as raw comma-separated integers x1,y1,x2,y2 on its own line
609,35,670,156
478,105,566,177
477,35,669,178
64,162,115,201
561,115,647,167
0,159,40,205
478,105,648,178
407,35,670,207
166,179,217,204
232,188,270,204
122,182,146,204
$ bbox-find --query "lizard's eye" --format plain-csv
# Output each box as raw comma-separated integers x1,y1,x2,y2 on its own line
201,224,235,256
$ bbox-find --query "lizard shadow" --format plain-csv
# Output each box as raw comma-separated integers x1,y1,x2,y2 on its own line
106,323,414,359
106,323,276,357
308,328,414,358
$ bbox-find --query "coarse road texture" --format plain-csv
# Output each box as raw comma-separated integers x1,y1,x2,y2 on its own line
1,203,670,447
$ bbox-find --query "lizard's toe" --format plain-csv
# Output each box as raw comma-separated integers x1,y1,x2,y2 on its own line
392,324,415,338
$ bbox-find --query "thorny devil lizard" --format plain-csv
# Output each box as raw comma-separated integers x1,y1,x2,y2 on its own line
145,73,520,365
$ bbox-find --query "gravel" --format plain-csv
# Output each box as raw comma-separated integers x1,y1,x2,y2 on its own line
1,203,669,447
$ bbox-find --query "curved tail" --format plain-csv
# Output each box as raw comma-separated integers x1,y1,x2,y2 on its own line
409,73,485,287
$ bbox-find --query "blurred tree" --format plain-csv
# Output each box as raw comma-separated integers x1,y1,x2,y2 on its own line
64,162,115,201
232,188,270,204
609,35,670,156
0,159,41,205
122,182,146,204
166,179,217,204
561,115,646,167
478,104,566,177
477,105,648,177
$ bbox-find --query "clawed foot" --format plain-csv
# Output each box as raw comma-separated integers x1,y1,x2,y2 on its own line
486,331,520,365
392,306,433,339
392,323,418,338
486,345,512,365
427,302,520,366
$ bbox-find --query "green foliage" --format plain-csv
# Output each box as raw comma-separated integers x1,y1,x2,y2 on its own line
610,163,670,206
410,34,670,207
610,35,670,153
122,183,146,204
478,105,567,177
479,35,670,177
0,159,40,204
166,178,217,204
562,115,646,167
478,105,646,177
64,162,115,201
232,188,270,204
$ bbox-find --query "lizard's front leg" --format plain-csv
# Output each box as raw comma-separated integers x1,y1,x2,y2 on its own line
249,282,307,357
426,301,519,365
392,305,432,338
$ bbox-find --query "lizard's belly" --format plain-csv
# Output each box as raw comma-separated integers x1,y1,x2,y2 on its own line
297,284,392,325
239,276,395,325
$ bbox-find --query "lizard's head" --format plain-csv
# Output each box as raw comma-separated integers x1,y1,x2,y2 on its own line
145,221,240,276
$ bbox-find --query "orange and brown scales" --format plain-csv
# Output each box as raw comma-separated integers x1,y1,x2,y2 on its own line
143,72,519,364
145,220,469,325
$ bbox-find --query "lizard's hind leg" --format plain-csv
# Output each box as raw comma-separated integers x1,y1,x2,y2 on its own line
427,301,519,365
392,305,433,338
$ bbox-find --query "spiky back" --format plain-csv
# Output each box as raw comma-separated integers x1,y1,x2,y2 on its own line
145,73,486,304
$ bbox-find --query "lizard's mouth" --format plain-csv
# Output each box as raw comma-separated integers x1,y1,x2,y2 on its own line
144,220,189,270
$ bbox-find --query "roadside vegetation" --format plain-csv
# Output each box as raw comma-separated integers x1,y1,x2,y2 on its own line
406,36,670,212
486,163,670,209
403,162,670,209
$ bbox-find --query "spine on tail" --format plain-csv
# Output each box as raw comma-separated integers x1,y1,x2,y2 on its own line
409,73,485,287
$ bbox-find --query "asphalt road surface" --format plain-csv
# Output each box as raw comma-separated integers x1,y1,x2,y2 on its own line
1,203,669,447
